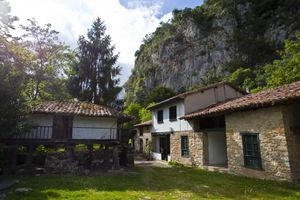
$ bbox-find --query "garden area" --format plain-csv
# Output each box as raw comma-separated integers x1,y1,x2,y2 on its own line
2,164,300,200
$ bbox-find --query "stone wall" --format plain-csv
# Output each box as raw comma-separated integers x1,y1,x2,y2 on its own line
282,104,300,182
170,131,203,166
226,106,292,181
134,126,152,154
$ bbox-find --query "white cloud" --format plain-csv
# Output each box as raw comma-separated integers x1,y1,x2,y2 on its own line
7,0,171,84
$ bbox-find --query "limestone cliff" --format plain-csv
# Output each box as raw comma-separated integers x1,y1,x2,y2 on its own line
125,0,300,104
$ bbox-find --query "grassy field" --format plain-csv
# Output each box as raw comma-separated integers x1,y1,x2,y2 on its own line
3,165,300,200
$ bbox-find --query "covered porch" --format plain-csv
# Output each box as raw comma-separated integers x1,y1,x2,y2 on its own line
194,115,228,168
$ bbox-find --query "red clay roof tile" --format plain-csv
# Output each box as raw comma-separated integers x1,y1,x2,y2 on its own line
33,101,128,119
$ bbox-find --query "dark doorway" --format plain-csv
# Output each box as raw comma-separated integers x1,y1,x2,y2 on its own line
139,139,143,152
159,136,170,161
53,115,73,140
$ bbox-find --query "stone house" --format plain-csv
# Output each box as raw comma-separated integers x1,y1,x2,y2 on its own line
147,82,245,162
182,81,300,182
133,120,152,154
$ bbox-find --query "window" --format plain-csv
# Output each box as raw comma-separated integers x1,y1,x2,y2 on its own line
181,136,189,157
157,110,163,123
242,133,262,170
169,106,177,121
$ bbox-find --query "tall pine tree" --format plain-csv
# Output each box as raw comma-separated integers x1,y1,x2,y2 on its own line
68,18,121,106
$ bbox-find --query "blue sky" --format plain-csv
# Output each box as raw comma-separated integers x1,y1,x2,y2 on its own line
8,0,203,84
120,0,203,18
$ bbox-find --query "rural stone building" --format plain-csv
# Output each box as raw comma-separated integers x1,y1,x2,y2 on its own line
182,81,300,182
143,81,300,182
147,82,245,162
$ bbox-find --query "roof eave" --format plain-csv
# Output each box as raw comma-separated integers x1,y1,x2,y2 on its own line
147,96,184,110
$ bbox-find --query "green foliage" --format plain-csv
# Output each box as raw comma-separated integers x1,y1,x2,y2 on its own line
68,17,121,106
139,102,155,122
0,2,31,137
124,103,142,126
263,33,300,88
227,68,256,90
143,86,175,107
228,33,300,92
20,18,73,101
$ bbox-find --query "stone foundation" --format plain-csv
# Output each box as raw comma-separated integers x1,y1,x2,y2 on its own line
170,131,203,166
44,148,118,174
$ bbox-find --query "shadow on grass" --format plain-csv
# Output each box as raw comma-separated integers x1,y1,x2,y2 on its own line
5,166,300,199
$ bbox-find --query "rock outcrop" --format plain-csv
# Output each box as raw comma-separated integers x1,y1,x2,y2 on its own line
125,0,300,104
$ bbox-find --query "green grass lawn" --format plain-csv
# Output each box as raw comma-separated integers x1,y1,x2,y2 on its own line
3,166,300,200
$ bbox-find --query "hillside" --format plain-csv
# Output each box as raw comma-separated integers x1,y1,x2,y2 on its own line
124,0,300,104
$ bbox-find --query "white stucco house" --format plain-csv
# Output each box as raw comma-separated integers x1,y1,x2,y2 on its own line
148,82,245,162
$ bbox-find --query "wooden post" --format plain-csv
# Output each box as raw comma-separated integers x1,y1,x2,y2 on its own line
66,145,74,161
26,145,35,166
112,146,120,170
103,145,110,169
87,144,93,168
8,146,17,175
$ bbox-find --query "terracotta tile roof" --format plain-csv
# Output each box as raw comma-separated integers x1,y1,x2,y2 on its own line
33,101,129,119
148,81,246,110
181,81,300,119
134,120,152,127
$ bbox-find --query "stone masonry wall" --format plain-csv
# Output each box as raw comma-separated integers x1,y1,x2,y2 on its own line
170,131,203,166
226,106,292,181
134,126,152,153
282,104,300,182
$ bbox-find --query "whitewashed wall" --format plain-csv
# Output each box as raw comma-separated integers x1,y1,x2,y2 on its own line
151,101,192,133
72,116,118,140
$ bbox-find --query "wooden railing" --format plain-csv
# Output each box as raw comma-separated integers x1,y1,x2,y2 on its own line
14,126,53,139
3,126,129,142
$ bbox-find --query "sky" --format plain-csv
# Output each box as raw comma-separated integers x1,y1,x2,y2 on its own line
7,0,203,84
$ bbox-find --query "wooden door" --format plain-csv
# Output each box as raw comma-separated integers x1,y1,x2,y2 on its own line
53,115,73,139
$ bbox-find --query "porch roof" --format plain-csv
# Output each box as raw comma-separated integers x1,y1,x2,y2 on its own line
181,81,300,120
134,120,152,127
33,101,130,120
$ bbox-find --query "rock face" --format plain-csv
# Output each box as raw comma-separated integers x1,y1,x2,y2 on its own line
125,0,300,104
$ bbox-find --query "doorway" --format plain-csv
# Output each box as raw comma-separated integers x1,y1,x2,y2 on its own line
159,136,170,161
207,131,227,167
53,115,73,139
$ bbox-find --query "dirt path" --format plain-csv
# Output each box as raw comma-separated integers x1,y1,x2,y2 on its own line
134,160,170,168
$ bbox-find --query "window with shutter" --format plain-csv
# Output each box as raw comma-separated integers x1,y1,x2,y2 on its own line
181,136,189,157
241,133,262,170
